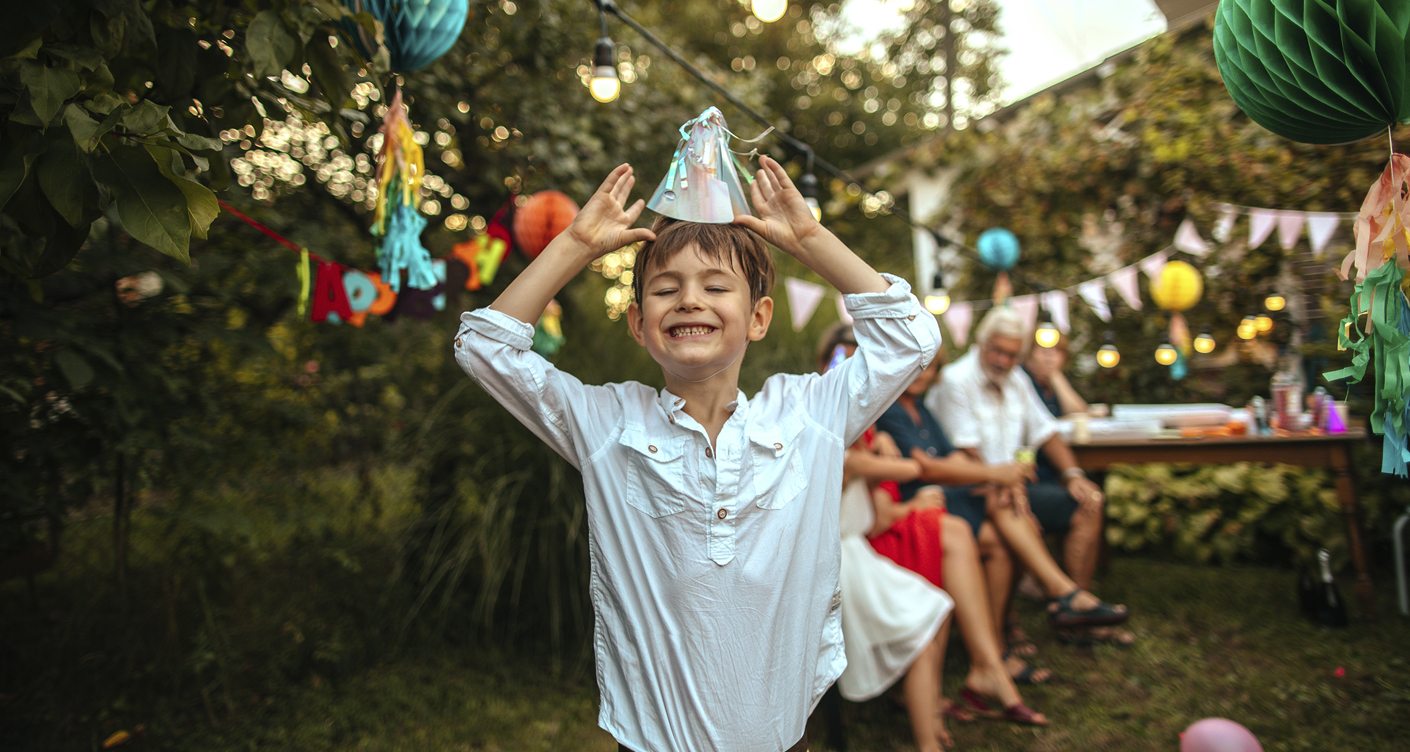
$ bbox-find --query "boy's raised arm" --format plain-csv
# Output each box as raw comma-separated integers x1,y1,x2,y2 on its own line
490,164,657,325
732,156,889,295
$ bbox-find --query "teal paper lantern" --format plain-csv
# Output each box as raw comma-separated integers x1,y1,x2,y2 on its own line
341,0,468,73
977,228,1020,270
1213,0,1410,145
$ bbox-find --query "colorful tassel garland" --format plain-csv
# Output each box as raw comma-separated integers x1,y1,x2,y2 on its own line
372,89,436,292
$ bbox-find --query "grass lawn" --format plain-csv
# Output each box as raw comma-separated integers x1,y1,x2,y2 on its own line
5,557,1408,751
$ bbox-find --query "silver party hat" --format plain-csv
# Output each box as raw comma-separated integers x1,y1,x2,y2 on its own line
647,107,770,224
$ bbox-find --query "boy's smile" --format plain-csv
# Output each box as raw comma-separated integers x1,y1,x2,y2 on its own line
628,244,771,385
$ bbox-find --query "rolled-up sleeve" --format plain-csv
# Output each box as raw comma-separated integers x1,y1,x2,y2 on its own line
453,308,615,469
811,274,941,446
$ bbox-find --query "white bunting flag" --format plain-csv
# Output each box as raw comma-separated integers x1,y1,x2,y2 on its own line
1173,218,1210,256
783,277,826,332
1305,213,1340,257
1109,266,1143,310
1213,205,1237,243
1041,290,1071,333
835,294,853,325
1248,208,1277,248
942,301,973,348
1010,294,1039,334
1138,251,1169,282
1077,279,1112,322
1277,211,1306,250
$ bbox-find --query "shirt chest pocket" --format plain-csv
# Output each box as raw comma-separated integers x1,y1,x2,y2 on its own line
750,416,808,510
619,431,689,518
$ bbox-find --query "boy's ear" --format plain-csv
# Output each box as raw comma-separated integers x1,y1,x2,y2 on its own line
748,296,773,342
627,302,647,346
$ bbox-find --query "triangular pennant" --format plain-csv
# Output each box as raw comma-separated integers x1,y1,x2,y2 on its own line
1173,218,1210,256
1305,213,1341,257
311,262,354,323
784,277,827,332
1010,294,1039,334
1248,208,1277,249
1213,205,1237,243
1277,211,1306,250
1138,251,1169,282
942,301,973,348
1041,290,1070,334
1109,266,1143,310
1077,279,1111,322
835,294,853,325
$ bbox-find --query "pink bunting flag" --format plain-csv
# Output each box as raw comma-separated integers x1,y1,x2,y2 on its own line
1173,218,1210,256
1305,213,1341,258
1077,279,1111,322
784,277,826,332
1010,294,1039,334
1041,290,1070,333
1138,251,1169,282
942,301,973,348
1213,205,1237,243
1248,208,1277,249
1277,211,1306,250
1109,266,1142,311
835,294,853,325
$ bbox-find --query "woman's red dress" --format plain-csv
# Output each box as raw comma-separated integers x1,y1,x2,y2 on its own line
867,480,946,589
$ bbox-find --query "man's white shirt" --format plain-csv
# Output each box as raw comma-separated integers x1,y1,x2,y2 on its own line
926,347,1058,465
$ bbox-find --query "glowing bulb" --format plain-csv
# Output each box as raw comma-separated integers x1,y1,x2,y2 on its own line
1238,316,1257,340
590,38,619,103
1254,313,1273,332
752,0,787,22
1097,345,1120,368
1193,331,1216,354
805,196,822,221
1035,322,1060,349
1264,294,1286,312
924,292,950,315
1155,343,1178,366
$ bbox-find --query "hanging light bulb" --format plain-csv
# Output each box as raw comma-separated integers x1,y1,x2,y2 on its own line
1034,313,1060,349
798,172,822,221
1193,326,1216,354
590,35,620,103
1096,332,1121,368
1254,312,1274,332
924,271,949,315
1264,293,1286,312
1154,342,1179,366
1237,313,1258,340
752,0,787,23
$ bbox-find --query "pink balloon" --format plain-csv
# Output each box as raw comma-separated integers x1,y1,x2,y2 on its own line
1180,718,1264,752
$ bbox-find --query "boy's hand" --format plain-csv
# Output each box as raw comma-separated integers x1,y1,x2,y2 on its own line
563,164,657,259
732,155,822,255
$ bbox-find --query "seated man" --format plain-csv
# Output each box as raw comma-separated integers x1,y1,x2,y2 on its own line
925,308,1119,637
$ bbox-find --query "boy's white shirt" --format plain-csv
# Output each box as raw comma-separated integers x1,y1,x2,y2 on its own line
454,274,940,752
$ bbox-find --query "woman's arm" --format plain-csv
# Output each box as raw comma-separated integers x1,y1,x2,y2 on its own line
1049,370,1090,416
843,449,923,484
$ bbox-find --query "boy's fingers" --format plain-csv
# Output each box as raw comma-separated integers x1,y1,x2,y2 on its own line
621,227,656,245
748,176,765,208
731,214,767,236
623,198,646,223
754,169,776,203
767,157,794,189
611,174,635,206
597,164,630,195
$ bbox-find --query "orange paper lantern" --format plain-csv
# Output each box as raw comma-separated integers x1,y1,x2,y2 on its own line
514,191,580,259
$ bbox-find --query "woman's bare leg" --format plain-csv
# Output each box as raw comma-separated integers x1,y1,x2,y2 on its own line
988,503,1111,612
976,521,1012,641
902,618,951,751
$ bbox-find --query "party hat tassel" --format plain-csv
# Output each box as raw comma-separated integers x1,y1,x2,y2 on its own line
648,107,767,224
371,88,435,292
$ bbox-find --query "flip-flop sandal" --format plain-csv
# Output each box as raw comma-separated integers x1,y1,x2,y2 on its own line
956,687,1049,726
1003,651,1054,685
1047,588,1129,628
942,698,978,724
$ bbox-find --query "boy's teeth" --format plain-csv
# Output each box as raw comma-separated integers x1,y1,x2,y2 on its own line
672,326,712,337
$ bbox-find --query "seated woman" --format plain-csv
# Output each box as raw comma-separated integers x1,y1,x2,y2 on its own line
822,327,1047,743
873,353,1131,664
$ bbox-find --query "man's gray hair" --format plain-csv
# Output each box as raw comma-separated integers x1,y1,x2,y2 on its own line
974,306,1028,346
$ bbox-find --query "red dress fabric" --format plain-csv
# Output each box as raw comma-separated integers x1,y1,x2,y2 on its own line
868,496,947,590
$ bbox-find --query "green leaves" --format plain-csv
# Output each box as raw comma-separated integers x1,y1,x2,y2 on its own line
55,349,95,390
247,11,297,79
95,145,193,264
37,130,99,227
20,59,83,124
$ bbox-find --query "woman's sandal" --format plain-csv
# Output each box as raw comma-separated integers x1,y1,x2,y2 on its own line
956,686,1049,726
1047,588,1129,629
1003,651,1054,685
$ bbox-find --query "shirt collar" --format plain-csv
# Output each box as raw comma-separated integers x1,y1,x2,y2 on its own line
658,388,748,419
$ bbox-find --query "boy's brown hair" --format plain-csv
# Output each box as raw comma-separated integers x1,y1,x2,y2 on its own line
631,217,776,307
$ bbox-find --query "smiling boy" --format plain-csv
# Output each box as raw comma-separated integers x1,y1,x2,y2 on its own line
454,157,940,752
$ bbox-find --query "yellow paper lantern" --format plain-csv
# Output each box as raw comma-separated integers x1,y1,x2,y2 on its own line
1150,260,1203,312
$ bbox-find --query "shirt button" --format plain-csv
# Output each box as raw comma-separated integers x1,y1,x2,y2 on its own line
706,447,713,458
648,445,658,453
717,508,728,520
773,442,783,451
